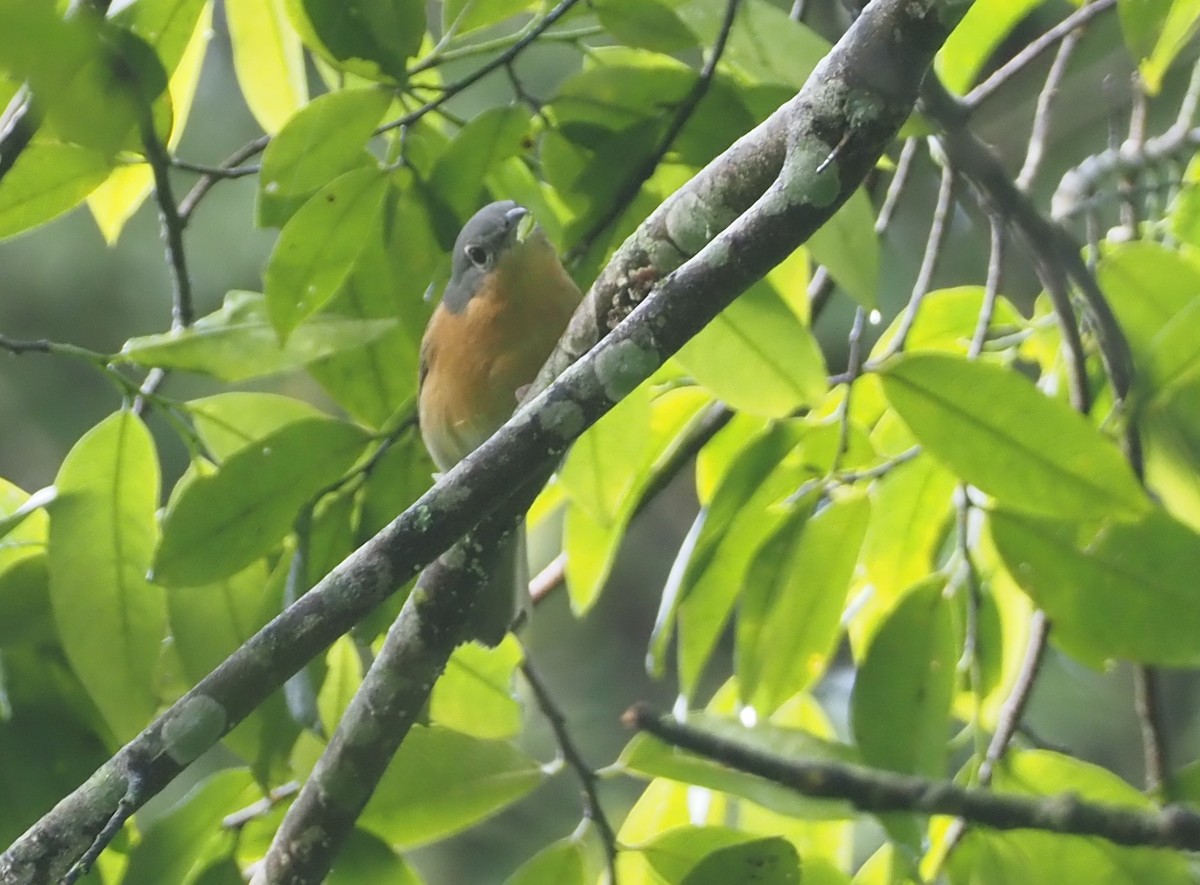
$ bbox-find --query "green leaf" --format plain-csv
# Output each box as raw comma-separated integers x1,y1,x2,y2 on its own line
0,481,52,649
328,830,424,885
859,455,957,607
318,636,363,734
560,382,709,611
188,392,326,460
1123,0,1200,91
620,713,857,819
503,836,591,885
738,494,870,714
1097,241,1200,353
430,637,523,740
360,725,544,847
0,689,107,847
442,0,536,35
870,286,1024,359
683,837,800,885
676,286,827,418
0,142,110,240
430,106,534,220
880,353,1150,521
285,0,424,83
595,0,698,53
990,507,1200,666
264,166,391,339
153,417,370,587
119,290,399,381
662,423,804,692
122,769,258,885
640,827,760,882
305,184,432,427
807,188,879,310
1167,155,1200,247
226,0,308,134
166,559,293,770
936,0,1044,93
1119,0,1174,61
258,87,391,226
48,411,165,741
851,579,957,777
676,0,829,89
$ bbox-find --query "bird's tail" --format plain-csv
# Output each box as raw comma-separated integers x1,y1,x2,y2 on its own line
467,526,529,647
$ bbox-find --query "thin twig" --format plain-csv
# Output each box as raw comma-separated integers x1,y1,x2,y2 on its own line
529,552,567,605
877,138,919,232
170,157,261,178
1017,29,1080,192
565,0,742,264
831,307,866,475
378,0,587,136
938,610,1051,861
966,0,1117,108
1133,667,1169,794
136,99,192,329
178,135,270,223
522,656,619,883
879,155,956,357
222,782,301,830
970,214,1005,358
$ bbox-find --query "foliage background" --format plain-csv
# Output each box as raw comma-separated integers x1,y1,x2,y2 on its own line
4,0,1200,882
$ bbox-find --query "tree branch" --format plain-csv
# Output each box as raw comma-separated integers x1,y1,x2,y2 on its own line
623,703,1200,852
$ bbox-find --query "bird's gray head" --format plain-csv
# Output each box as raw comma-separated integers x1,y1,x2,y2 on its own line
442,200,529,314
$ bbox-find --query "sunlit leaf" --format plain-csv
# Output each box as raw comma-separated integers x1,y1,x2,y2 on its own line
990,507,1200,667
227,0,308,133
48,411,165,741
119,290,399,381
880,354,1150,521
153,417,370,586
264,166,391,338
851,579,957,777
257,87,391,226
360,725,544,847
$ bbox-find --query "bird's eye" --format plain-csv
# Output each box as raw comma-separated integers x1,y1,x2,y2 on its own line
465,244,488,267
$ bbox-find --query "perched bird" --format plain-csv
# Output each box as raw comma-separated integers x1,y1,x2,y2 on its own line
418,200,581,644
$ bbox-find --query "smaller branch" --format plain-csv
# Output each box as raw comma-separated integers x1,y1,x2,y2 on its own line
169,156,261,178
939,610,1052,861
529,552,567,605
966,0,1117,108
521,655,619,881
378,0,587,136
876,138,919,232
624,700,1200,851
178,135,270,223
1017,29,1080,192
970,214,1005,358
878,155,955,357
829,444,920,486
1133,666,1168,795
62,773,145,885
222,782,300,830
136,105,193,328
830,307,867,475
564,0,741,265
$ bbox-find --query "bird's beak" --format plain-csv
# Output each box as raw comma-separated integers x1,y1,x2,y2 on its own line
506,205,535,244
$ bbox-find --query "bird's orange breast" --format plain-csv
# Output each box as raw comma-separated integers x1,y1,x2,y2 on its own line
419,238,580,470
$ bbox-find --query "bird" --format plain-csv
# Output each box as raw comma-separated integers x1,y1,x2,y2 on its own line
418,200,582,645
